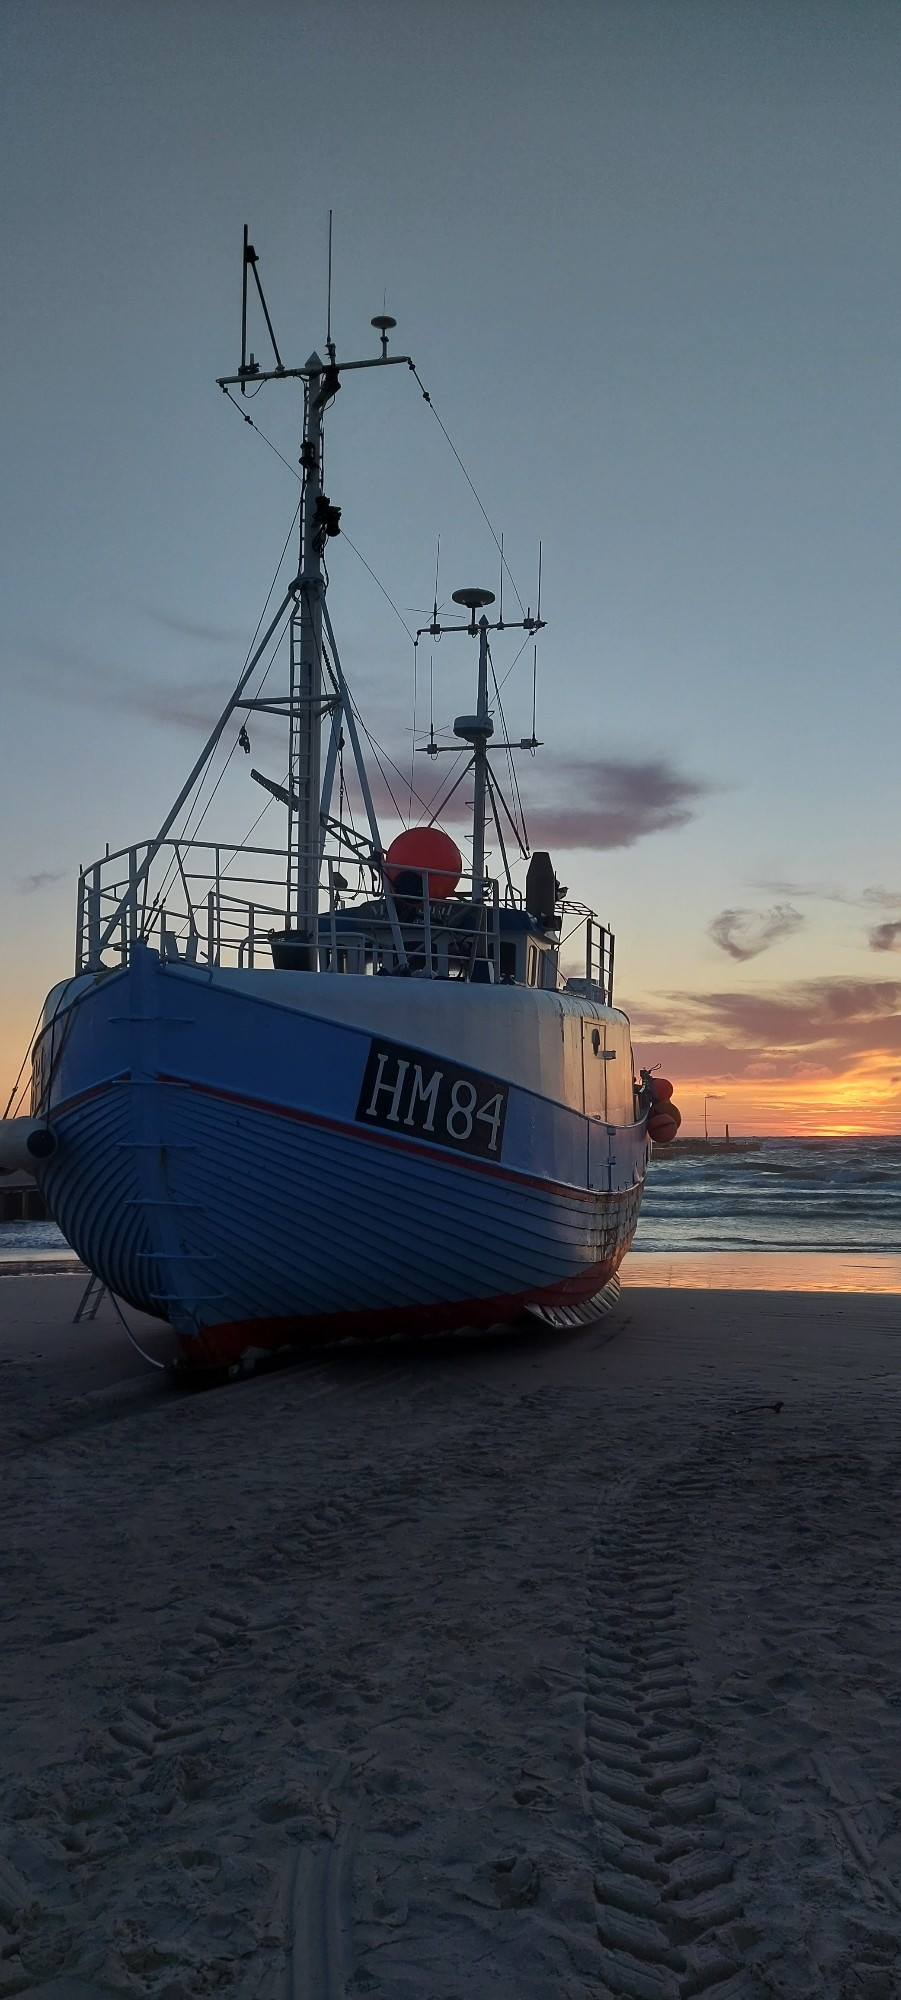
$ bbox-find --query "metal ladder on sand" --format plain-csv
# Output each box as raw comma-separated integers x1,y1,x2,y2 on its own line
73,1270,108,1322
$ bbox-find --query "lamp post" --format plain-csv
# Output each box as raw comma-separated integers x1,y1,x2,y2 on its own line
704,1093,724,1143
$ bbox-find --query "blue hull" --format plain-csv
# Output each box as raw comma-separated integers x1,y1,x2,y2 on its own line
36,947,648,1364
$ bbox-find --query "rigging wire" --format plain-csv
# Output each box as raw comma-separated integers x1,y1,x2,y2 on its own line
422,751,470,829
351,703,408,827
149,622,289,925
488,644,529,853
493,627,533,696
149,499,301,919
221,384,302,483
172,492,300,849
409,365,525,618
3,1004,45,1119
342,686,436,826
339,530,416,645
485,764,518,898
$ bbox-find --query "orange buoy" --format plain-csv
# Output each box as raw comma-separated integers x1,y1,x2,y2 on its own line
651,1077,674,1101
647,1102,682,1143
385,828,462,900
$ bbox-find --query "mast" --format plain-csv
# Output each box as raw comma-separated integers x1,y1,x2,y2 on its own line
290,357,327,967
470,615,491,902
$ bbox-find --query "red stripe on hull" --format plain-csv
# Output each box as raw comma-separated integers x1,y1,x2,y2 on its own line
49,1071,646,1206
157,1072,607,1202
180,1249,628,1370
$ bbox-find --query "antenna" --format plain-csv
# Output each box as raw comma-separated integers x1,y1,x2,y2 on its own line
238,230,284,378
326,209,335,362
531,644,538,746
499,533,504,627
240,224,250,393
371,311,397,359
427,653,437,755
536,540,542,624
431,534,441,635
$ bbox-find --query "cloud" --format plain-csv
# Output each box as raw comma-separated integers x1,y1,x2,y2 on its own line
22,636,247,736
632,977,901,1082
358,751,711,856
141,608,239,646
523,755,711,853
625,1018,901,1135
861,887,901,908
869,921,901,953
756,878,901,910
708,903,804,962
18,870,64,894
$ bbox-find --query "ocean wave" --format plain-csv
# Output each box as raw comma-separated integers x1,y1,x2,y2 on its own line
637,1138,901,1253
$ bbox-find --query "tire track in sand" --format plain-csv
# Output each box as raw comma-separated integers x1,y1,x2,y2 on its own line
585,1527,754,2000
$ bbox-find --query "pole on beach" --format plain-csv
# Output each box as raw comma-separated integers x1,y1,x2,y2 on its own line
704,1093,724,1144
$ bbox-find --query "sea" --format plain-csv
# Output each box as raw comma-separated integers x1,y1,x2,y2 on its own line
629,1135,901,1290
636,1137,901,1254
2,1136,900,1287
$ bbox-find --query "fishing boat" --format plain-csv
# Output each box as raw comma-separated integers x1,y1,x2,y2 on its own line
0,236,670,1370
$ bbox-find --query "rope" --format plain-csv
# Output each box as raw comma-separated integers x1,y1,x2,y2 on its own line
109,1290,166,1371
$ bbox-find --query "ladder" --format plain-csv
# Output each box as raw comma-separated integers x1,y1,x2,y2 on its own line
73,1271,107,1322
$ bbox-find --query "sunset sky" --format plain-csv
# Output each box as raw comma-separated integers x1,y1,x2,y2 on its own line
2,1,900,1136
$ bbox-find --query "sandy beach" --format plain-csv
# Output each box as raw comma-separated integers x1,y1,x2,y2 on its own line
1,1276,900,1999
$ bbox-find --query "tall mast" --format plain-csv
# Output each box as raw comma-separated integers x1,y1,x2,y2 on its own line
290,357,327,966
470,615,491,902
213,237,411,970
447,588,499,906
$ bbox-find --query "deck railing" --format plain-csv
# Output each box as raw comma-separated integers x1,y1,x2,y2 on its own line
74,839,612,995
75,838,291,974
75,840,509,979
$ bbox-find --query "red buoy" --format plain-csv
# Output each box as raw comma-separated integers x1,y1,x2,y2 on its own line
648,1102,682,1144
385,828,462,900
651,1077,674,1101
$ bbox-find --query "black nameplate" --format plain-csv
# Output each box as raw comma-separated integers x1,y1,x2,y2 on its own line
355,1038,508,1159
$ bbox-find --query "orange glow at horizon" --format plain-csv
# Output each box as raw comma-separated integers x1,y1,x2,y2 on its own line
651,1049,901,1138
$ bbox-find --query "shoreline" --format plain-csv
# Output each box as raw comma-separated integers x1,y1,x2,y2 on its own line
2,1242,901,1292
625,1247,901,1291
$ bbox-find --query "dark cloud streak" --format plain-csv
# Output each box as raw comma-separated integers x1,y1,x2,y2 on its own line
870,920,901,953
649,976,901,1055
18,870,65,894
709,904,804,961
22,636,241,735
141,607,240,646
525,754,711,853
756,878,901,910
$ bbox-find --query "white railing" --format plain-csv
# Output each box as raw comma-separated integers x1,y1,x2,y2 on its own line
75,840,514,981
76,838,294,974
